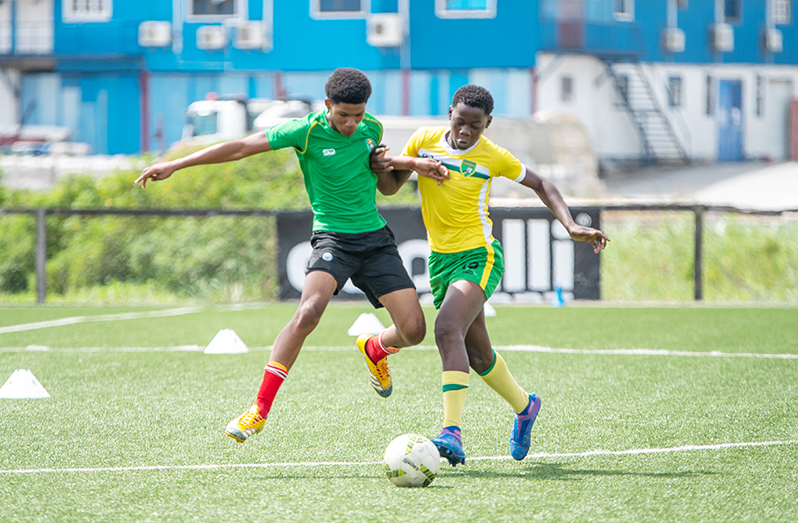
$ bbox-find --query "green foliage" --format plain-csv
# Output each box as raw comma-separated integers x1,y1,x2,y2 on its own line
601,211,798,302
0,149,419,302
0,215,35,293
704,214,798,301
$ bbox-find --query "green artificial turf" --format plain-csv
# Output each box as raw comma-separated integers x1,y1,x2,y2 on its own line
1,304,796,522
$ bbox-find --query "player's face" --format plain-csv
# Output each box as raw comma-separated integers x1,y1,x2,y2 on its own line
325,100,366,137
447,102,492,150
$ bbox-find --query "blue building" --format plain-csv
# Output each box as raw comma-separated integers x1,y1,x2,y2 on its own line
1,0,795,163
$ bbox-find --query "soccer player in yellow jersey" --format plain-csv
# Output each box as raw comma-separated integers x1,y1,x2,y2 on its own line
371,85,609,466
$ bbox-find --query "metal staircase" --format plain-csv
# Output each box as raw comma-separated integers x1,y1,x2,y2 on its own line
603,58,690,165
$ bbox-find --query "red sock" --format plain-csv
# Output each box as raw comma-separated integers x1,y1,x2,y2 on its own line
256,361,287,417
366,332,399,363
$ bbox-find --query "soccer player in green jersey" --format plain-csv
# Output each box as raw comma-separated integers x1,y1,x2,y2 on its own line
371,85,609,465
136,68,447,444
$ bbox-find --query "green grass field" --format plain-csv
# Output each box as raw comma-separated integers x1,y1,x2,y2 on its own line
1,303,797,522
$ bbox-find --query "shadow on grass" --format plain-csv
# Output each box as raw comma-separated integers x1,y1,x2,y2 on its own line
452,461,718,481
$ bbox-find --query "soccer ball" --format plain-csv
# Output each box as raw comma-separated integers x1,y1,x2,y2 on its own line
383,434,441,488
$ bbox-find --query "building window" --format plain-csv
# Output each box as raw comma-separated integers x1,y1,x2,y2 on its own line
668,76,683,108
723,0,740,23
191,0,236,16
613,0,635,21
615,75,629,106
62,0,112,22
561,76,574,102
311,0,366,18
773,0,792,24
435,0,497,19
705,75,714,116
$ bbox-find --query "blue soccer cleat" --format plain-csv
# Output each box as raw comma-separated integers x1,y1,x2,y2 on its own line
510,394,542,460
431,427,466,467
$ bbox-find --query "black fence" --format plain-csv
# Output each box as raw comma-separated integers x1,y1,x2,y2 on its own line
1,204,796,304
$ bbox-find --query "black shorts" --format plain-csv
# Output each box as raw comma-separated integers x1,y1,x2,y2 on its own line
307,225,416,308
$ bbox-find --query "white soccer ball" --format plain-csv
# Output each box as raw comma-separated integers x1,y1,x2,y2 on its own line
383,433,441,488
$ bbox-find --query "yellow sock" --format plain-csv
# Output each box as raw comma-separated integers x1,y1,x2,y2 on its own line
478,350,530,414
441,370,469,428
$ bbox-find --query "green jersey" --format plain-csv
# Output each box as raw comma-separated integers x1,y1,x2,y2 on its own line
265,110,386,233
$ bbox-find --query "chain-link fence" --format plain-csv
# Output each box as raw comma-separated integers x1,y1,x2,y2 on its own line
1,205,796,304
0,209,278,304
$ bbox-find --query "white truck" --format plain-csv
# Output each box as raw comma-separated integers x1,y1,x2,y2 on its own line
181,96,321,145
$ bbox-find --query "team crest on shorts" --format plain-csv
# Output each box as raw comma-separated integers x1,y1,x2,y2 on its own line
322,252,333,262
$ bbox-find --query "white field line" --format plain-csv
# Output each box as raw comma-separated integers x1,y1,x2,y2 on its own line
0,307,203,335
0,344,797,359
1,439,795,475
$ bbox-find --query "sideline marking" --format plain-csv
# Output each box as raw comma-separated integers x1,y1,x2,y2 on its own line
493,345,798,360
1,440,795,475
0,307,203,335
1,344,797,359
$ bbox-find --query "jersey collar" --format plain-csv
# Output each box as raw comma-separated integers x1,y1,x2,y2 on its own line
440,130,480,156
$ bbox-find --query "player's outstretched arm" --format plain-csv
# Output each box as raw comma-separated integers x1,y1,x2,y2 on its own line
520,166,610,254
135,132,273,188
370,147,449,195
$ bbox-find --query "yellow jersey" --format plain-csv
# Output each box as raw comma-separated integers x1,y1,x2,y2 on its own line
402,126,526,253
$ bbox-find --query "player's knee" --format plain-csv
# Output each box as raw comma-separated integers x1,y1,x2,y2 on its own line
292,301,324,333
399,316,426,346
434,320,462,347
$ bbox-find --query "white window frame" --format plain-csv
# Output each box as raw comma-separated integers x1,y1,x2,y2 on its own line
311,0,369,20
435,0,497,20
613,0,635,21
62,0,113,22
772,0,792,25
187,0,247,21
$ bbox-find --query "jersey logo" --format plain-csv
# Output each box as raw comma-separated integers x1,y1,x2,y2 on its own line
365,138,376,152
461,160,478,176
323,148,336,156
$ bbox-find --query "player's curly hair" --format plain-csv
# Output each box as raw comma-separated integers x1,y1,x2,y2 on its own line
325,68,372,105
452,85,494,116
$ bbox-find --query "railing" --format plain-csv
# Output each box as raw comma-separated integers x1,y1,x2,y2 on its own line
0,21,54,55
2,204,797,304
538,19,645,58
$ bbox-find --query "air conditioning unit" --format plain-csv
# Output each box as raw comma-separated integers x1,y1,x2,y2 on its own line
710,23,734,53
138,21,172,48
234,22,265,50
763,28,783,53
197,25,228,51
661,27,685,53
367,13,404,47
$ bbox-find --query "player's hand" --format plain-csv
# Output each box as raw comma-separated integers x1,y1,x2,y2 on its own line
135,162,176,188
412,158,450,186
567,225,610,254
370,145,393,174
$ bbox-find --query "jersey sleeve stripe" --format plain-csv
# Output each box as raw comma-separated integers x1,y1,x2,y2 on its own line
513,164,527,183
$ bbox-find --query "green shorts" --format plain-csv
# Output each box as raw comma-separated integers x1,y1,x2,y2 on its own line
428,240,505,309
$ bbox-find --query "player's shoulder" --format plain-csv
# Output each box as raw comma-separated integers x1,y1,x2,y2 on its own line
412,125,447,143
478,134,515,158
362,112,383,132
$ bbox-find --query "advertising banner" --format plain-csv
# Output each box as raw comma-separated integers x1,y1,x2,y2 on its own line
277,207,601,302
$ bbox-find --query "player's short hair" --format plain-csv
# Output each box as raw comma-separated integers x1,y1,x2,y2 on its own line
325,68,372,105
452,85,494,116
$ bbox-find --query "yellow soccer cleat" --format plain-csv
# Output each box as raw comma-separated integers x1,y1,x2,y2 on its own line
356,334,393,398
225,404,265,443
